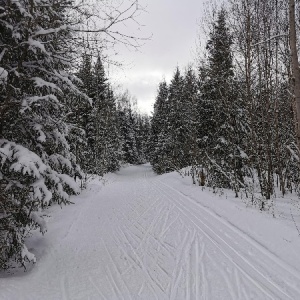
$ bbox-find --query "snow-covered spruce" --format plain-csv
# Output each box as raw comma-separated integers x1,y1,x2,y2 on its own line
0,0,85,269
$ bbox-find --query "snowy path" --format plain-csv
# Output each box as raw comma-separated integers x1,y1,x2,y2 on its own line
1,164,300,299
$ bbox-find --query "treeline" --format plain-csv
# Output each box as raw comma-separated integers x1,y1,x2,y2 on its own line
0,0,148,270
149,3,299,208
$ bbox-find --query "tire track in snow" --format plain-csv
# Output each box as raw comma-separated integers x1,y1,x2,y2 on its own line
153,178,298,299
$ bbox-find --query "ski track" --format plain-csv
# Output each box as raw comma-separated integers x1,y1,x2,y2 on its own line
1,164,300,300
153,178,300,299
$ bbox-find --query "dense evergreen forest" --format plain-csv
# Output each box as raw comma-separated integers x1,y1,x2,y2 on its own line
1,0,300,271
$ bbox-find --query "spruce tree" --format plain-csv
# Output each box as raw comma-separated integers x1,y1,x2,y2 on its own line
199,8,245,191
0,0,84,269
149,80,171,173
182,67,200,183
117,93,140,164
167,67,186,170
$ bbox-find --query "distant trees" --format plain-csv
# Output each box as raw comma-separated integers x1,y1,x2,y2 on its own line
75,53,122,176
117,91,150,165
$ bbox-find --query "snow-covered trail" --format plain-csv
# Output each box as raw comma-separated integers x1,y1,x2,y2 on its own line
1,164,300,299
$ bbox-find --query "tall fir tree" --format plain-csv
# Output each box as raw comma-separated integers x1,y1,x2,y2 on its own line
198,8,245,191
167,67,186,170
149,80,172,173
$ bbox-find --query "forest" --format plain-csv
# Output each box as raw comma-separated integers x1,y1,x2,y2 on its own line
1,0,300,272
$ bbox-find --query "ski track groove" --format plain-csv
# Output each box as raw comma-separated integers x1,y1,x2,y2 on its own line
162,179,300,282
122,203,167,254
60,275,68,300
159,213,179,240
158,184,283,299
116,225,168,299
101,238,133,300
122,224,173,292
153,178,296,299
167,230,190,299
105,266,124,300
88,276,106,300
196,235,207,299
185,248,190,300
195,235,200,300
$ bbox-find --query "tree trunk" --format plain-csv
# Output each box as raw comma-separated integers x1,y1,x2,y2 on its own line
289,0,300,151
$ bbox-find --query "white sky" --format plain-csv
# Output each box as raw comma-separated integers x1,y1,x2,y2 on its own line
107,0,208,114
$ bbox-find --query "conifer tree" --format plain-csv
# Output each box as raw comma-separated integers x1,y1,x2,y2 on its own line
167,67,186,170
0,0,84,269
149,80,171,173
72,52,94,174
182,67,200,183
199,8,245,191
117,93,140,164
135,114,151,163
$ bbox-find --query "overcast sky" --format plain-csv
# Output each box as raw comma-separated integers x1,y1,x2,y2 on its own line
108,0,208,114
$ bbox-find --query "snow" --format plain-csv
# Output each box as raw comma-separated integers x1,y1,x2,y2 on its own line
21,94,60,112
32,77,62,93
0,67,8,82
33,124,46,143
0,49,7,62
27,37,49,55
21,246,36,265
30,212,47,235
1,164,300,299
31,178,52,204
33,25,68,37
0,140,47,178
